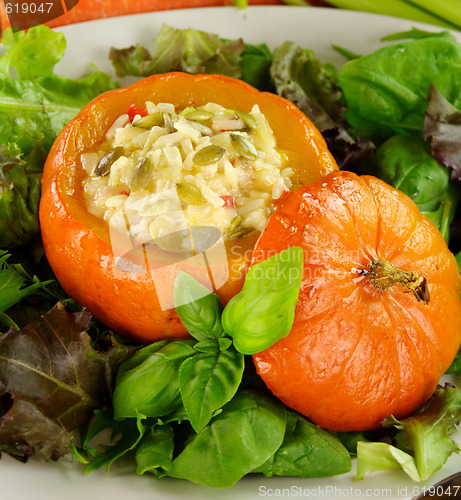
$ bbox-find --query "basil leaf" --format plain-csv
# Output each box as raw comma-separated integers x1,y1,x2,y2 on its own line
222,246,303,355
174,270,224,341
256,411,352,477
136,425,175,475
338,33,461,144
193,337,232,353
193,339,219,353
112,339,196,420
179,346,244,432
239,42,274,92
80,410,149,473
367,134,459,243
0,250,53,313
218,337,232,351
166,390,286,488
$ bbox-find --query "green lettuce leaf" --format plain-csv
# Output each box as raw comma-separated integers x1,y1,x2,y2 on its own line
356,385,461,482
0,25,117,248
109,24,244,78
0,26,66,79
0,25,117,155
0,143,44,248
0,248,52,315
271,40,344,126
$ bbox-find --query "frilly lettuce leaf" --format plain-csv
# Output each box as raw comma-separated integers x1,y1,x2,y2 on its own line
0,25,66,79
423,84,461,181
0,25,117,248
0,143,44,248
356,385,461,482
271,40,344,125
270,41,374,169
110,24,245,78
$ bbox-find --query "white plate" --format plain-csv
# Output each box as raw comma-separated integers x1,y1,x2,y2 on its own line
3,6,461,500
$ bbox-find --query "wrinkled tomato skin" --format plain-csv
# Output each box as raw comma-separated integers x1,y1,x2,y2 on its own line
252,171,461,432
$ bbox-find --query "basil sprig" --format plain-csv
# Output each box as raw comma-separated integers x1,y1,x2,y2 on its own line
222,246,304,355
78,248,352,486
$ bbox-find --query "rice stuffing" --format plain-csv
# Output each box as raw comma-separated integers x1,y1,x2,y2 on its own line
82,102,292,247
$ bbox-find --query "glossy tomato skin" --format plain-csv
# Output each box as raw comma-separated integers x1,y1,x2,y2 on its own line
252,170,461,432
40,72,337,344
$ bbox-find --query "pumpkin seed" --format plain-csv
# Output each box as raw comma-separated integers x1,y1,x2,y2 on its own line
227,215,243,234
193,145,226,166
177,107,195,117
132,112,164,129
229,227,254,239
177,182,206,205
230,133,258,160
227,215,256,239
234,108,260,133
163,113,175,133
94,146,125,177
228,219,254,239
183,109,213,126
129,156,154,191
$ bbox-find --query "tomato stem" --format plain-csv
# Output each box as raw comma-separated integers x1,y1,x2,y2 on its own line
368,258,430,305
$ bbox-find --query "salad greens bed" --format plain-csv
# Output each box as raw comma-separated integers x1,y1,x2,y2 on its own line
1,21,461,489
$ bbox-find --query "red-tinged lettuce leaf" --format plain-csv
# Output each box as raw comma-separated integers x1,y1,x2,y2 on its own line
0,396,71,461
270,41,374,169
423,84,461,181
0,303,138,462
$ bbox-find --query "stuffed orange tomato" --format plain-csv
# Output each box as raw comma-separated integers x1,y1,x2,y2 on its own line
40,72,337,343
251,170,461,432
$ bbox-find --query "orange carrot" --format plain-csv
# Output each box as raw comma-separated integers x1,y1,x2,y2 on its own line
0,0,286,32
